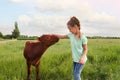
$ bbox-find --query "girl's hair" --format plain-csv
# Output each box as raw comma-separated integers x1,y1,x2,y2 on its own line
67,16,80,29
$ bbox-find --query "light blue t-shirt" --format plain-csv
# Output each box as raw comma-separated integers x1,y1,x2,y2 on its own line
68,33,88,63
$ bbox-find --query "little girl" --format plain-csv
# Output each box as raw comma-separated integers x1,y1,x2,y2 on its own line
55,16,88,80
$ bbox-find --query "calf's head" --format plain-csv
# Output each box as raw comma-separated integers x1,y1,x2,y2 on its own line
38,34,59,46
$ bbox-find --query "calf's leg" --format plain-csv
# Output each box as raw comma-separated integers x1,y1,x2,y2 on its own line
36,60,40,80
27,62,32,80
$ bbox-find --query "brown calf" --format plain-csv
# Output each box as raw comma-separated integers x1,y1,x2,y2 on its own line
23,34,59,80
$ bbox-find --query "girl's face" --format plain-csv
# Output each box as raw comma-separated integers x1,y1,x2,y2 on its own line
67,25,79,34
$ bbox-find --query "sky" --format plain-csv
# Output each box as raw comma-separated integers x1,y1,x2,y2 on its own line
0,0,120,37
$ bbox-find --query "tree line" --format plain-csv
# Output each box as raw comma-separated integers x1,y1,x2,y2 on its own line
0,22,120,40
87,36,120,39
0,22,37,40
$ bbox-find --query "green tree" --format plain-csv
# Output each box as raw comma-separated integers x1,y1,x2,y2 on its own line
3,34,12,39
0,32,3,38
12,22,20,38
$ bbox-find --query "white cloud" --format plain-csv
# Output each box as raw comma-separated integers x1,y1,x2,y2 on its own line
9,0,120,36
35,0,77,11
0,25,13,35
18,15,31,26
35,0,64,11
35,0,93,16
18,14,69,36
88,12,117,24
9,0,25,3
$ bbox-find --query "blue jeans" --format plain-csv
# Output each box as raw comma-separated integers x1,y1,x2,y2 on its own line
73,62,85,80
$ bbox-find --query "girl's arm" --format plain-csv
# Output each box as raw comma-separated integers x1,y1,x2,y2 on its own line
79,44,88,64
54,34,68,39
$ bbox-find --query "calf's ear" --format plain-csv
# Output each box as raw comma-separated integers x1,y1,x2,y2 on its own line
37,34,46,41
37,37,41,41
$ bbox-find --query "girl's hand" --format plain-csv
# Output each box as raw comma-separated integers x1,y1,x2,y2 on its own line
79,57,84,64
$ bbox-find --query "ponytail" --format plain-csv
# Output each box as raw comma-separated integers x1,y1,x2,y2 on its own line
67,16,80,29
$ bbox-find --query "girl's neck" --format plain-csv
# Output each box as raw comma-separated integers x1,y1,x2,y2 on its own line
74,31,82,39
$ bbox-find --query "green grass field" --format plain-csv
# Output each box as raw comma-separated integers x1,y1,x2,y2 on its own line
0,39,120,80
